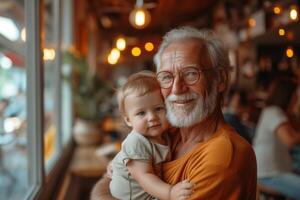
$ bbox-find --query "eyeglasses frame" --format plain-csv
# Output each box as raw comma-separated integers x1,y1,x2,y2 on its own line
156,66,223,89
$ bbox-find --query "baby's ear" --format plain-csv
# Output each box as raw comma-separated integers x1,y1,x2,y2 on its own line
123,115,132,127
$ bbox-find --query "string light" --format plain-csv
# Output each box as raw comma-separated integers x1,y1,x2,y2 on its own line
107,54,118,65
286,47,294,58
273,6,281,15
131,47,141,57
116,37,126,51
107,48,120,65
110,48,120,60
278,28,285,36
144,42,154,52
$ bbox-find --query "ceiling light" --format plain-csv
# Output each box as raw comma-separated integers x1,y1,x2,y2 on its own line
129,0,151,29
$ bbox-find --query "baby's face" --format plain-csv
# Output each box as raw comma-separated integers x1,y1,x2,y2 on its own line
124,90,169,140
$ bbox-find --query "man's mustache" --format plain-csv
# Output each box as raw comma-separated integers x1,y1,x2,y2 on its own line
166,92,199,102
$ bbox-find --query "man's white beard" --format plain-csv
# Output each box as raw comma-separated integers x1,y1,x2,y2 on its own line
165,84,218,127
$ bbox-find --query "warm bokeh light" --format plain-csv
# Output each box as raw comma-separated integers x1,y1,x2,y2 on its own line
290,7,298,21
43,48,55,61
101,16,112,29
107,48,120,65
135,10,145,26
21,28,26,42
131,47,141,57
107,54,118,65
144,42,154,52
129,7,151,29
278,28,285,36
286,47,294,58
273,6,281,14
110,48,120,60
248,18,256,27
116,37,126,51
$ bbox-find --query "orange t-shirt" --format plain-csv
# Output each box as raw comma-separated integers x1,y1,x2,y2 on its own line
162,123,257,200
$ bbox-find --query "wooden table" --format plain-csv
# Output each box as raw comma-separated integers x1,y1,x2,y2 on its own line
58,145,110,200
70,146,110,177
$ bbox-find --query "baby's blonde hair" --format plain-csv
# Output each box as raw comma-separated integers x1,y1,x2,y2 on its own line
117,70,161,116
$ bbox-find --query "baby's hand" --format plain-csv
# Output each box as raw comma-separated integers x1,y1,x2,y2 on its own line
169,180,194,200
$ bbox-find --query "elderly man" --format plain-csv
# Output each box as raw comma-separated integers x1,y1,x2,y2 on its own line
91,27,257,200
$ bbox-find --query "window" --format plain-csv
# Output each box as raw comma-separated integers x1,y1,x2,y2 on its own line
0,0,29,199
0,0,74,199
43,0,60,173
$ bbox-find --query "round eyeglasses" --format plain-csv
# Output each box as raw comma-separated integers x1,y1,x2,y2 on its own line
156,66,215,89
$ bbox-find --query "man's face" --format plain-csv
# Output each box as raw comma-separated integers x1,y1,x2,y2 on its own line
158,39,218,127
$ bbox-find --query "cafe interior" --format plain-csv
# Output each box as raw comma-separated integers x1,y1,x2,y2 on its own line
0,0,300,199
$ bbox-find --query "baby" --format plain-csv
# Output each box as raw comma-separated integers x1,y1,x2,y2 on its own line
109,71,193,200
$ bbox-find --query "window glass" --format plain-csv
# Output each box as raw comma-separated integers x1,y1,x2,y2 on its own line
43,0,59,172
61,0,73,145
0,0,29,199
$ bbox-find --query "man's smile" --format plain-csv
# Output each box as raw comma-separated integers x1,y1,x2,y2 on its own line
173,99,194,105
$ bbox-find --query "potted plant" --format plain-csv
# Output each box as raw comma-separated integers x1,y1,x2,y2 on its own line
63,48,113,145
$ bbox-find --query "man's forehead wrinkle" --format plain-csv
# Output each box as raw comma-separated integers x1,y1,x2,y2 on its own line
163,50,185,62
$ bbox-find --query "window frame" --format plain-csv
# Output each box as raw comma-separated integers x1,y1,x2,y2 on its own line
23,0,74,199
25,0,45,198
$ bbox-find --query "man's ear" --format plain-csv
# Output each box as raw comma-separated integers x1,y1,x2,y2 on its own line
217,69,228,92
123,116,132,127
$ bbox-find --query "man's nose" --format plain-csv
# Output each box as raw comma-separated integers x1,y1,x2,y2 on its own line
171,75,188,94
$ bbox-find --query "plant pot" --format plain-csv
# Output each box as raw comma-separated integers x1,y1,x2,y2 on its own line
73,118,102,146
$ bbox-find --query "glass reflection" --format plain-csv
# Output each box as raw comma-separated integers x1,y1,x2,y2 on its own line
0,1,28,199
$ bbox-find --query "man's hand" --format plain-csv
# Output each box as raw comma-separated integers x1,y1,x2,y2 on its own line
90,176,116,200
169,180,194,200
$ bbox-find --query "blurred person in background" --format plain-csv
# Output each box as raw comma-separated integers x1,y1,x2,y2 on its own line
223,88,254,144
253,77,300,200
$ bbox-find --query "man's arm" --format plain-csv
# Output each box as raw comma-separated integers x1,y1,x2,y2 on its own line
90,175,116,200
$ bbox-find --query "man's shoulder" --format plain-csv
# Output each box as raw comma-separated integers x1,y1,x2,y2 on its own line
217,123,253,149
196,124,255,167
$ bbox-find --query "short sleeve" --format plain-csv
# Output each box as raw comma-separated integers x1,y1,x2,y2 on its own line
266,107,288,133
121,132,153,165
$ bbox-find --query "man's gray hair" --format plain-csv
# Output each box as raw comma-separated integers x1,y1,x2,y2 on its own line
154,26,230,71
